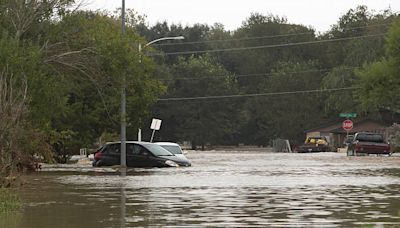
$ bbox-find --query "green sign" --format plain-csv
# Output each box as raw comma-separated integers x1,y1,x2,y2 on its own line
340,113,357,118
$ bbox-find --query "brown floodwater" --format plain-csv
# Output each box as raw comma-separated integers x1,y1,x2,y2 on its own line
7,151,400,227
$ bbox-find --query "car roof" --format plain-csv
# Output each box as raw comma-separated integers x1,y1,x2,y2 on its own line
355,132,383,135
154,142,180,146
104,141,154,146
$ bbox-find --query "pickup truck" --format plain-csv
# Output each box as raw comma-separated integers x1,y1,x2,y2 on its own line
347,132,391,156
296,136,330,152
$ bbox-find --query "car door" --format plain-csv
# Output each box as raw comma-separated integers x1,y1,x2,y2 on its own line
127,144,153,168
103,143,120,165
110,143,121,165
126,143,139,167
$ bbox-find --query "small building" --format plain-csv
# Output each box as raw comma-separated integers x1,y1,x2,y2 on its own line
305,119,389,148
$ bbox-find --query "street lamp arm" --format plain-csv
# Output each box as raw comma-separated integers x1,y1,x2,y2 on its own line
144,36,185,47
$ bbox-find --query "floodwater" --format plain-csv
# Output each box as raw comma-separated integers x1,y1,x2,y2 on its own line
8,151,400,227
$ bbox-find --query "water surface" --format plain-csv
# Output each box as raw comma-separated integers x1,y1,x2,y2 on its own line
13,152,400,227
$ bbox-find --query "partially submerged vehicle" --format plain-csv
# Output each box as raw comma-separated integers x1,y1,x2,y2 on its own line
92,141,191,168
296,136,330,153
154,142,189,161
347,132,391,156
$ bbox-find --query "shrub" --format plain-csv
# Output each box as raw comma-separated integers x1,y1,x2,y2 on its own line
0,188,21,213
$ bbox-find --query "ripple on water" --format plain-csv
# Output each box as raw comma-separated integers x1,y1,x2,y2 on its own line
18,152,400,227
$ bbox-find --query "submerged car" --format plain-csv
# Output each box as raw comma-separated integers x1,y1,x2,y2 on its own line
92,141,191,168
347,132,391,156
154,142,189,160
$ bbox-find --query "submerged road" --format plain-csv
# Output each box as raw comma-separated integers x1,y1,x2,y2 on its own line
7,151,400,227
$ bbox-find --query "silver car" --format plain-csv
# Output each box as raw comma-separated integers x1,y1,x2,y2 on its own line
154,142,190,162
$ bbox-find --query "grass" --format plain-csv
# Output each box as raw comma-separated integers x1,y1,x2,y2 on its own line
0,188,21,213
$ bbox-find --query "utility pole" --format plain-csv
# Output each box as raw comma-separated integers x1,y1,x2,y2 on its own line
120,0,127,169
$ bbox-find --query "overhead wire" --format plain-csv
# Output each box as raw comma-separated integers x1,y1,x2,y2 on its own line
152,23,391,47
157,87,359,102
149,24,386,103
155,66,358,81
153,33,386,56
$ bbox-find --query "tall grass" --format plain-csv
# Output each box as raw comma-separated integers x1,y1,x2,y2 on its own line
0,188,21,213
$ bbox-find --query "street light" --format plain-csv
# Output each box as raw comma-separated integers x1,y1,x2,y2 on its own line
137,36,185,142
122,0,183,169
138,36,185,53
119,34,185,167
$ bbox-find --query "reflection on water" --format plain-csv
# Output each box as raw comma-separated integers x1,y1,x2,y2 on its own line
15,152,400,227
0,212,22,228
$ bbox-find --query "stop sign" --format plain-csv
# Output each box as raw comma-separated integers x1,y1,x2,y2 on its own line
342,119,353,131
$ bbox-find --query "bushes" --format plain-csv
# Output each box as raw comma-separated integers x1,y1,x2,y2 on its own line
0,67,51,187
0,188,21,213
0,67,28,187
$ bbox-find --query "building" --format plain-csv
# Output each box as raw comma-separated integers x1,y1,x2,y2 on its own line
305,119,389,148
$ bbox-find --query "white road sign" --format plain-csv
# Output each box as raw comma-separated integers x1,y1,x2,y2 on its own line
150,118,162,130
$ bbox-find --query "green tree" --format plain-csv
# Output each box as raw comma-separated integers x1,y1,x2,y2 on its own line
320,6,394,68
0,1,165,168
322,66,358,114
356,17,400,112
239,61,327,145
43,11,165,154
226,13,317,92
153,55,240,149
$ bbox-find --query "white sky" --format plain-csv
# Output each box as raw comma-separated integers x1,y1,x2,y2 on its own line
82,0,400,32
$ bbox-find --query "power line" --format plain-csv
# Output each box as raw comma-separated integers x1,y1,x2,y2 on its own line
152,23,390,47
152,33,386,56
156,31,315,46
157,87,359,102
156,66,357,81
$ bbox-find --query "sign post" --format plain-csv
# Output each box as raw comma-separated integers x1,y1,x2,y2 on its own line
340,113,356,154
150,118,162,142
342,119,353,140
342,119,353,131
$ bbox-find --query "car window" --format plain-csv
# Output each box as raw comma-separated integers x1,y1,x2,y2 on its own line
128,144,147,156
110,144,120,154
138,146,151,156
98,145,105,152
127,144,136,155
102,144,114,154
142,144,174,156
356,134,384,143
160,145,182,154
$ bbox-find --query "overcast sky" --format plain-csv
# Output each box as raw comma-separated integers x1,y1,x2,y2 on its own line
82,0,400,32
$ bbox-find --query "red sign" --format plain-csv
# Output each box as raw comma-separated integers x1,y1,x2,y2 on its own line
342,120,353,131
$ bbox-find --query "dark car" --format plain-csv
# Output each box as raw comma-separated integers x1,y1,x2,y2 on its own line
347,132,391,156
92,141,191,168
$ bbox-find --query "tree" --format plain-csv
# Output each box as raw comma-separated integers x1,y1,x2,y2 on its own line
356,17,400,112
152,55,240,149
42,10,166,154
239,61,328,145
0,1,165,167
320,6,394,68
322,66,358,114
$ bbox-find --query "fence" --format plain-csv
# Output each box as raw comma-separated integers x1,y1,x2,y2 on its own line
272,139,292,153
